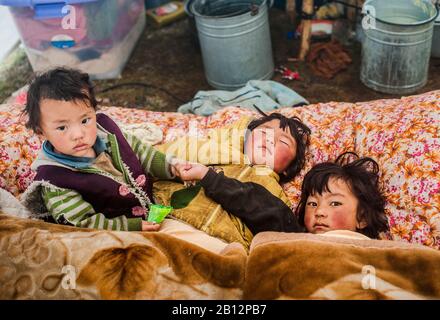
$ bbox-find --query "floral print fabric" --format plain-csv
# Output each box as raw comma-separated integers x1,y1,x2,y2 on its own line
1,90,439,249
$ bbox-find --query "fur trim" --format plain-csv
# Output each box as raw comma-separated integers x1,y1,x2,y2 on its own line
19,180,57,220
0,188,32,218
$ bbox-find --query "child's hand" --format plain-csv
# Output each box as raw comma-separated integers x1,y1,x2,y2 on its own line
142,221,161,231
178,163,209,182
170,158,192,178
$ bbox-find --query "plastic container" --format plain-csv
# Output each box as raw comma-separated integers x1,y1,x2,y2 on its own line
0,0,146,79
191,0,274,90
432,10,440,58
360,0,438,94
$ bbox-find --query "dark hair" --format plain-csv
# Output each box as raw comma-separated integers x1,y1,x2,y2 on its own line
295,152,389,239
23,67,98,133
247,108,311,183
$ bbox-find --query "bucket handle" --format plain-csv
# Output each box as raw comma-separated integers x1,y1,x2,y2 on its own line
361,0,439,26
250,0,274,16
435,1,440,20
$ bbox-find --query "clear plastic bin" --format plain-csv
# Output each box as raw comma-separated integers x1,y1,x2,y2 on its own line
0,0,146,79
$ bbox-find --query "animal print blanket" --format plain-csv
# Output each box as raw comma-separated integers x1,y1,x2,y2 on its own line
1,212,440,299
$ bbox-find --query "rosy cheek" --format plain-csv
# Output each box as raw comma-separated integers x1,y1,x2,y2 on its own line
329,209,355,230
91,127,98,140
303,212,313,230
274,149,292,172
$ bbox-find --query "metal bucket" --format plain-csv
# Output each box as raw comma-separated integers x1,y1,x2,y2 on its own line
191,0,274,90
184,0,199,47
360,0,438,94
432,11,440,57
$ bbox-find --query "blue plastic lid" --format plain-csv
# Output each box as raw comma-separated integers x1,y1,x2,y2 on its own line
0,0,98,19
0,0,97,6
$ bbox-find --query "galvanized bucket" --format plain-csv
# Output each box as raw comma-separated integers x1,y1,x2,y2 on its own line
360,0,438,94
191,0,274,90
432,7,440,57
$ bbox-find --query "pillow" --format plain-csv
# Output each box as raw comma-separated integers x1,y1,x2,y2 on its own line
0,103,39,196
354,92,440,248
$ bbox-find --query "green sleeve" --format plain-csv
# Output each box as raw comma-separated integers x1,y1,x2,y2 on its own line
123,131,176,179
42,186,141,231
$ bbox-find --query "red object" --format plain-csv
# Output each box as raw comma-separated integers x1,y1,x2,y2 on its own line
14,91,28,105
275,66,300,80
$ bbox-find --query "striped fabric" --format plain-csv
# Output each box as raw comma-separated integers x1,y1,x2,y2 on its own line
42,186,141,230
41,131,174,231
123,132,174,180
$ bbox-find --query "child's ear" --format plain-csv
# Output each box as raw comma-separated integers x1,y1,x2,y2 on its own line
35,129,46,140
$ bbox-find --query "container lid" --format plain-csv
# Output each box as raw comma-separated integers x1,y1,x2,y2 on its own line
191,0,273,19
0,0,98,19
363,0,438,27
0,0,97,6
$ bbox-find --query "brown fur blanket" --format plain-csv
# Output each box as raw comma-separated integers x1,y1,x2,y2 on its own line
245,232,440,299
0,212,245,300
2,212,439,300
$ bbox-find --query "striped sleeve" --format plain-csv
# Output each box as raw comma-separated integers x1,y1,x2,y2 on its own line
41,186,142,231
123,131,175,179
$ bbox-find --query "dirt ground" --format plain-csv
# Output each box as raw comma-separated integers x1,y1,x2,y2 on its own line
1,8,440,111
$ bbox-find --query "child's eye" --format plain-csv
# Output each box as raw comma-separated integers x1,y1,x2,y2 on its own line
56,126,66,131
280,140,290,146
82,118,91,124
330,201,342,206
306,201,317,207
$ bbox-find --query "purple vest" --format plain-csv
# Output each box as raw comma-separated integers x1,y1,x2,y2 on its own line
34,113,154,219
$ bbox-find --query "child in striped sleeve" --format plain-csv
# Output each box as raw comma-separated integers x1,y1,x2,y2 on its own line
22,67,188,232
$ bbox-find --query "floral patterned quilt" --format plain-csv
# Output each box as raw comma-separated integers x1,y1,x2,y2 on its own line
1,90,439,249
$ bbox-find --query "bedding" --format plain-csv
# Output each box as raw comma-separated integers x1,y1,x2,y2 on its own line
0,89,439,299
0,213,244,299
244,231,440,299
1,211,440,299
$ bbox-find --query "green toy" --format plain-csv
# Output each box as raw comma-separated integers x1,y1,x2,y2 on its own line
147,204,173,223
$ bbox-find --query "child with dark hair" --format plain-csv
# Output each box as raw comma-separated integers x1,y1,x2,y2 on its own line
245,111,310,183
22,67,188,232
295,152,389,239
154,109,311,248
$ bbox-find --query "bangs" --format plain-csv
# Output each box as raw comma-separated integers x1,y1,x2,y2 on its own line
39,85,93,107
279,116,288,130
306,173,333,196
303,163,348,196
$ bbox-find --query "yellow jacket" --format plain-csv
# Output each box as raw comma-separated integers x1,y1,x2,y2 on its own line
154,116,291,249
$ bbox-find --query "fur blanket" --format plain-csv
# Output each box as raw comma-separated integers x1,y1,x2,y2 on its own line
0,211,245,300
245,232,440,299
1,211,440,300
